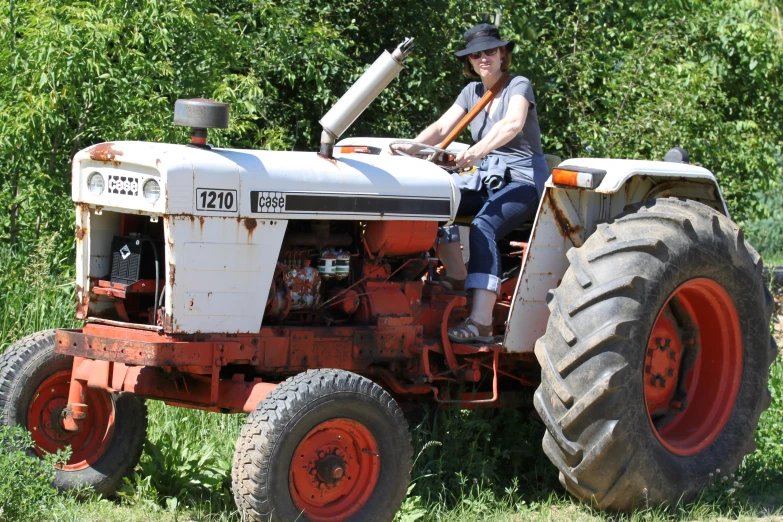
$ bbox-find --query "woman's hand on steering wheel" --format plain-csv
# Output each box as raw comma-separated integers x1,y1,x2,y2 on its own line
455,147,482,169
389,140,457,162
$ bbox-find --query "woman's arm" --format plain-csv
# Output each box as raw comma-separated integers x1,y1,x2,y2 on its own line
413,104,467,144
395,104,466,153
454,94,529,168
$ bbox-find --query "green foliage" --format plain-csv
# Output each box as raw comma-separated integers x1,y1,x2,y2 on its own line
741,356,783,501
0,238,77,353
744,188,783,260
2,0,783,253
119,403,239,512
0,426,73,521
406,406,559,510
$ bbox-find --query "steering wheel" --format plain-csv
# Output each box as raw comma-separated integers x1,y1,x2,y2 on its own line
389,140,458,163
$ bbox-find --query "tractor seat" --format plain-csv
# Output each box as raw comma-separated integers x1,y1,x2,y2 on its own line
451,154,561,226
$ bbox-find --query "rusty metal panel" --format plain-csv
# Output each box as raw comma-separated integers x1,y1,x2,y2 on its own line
165,215,286,334
55,329,215,367
263,336,290,368
290,331,316,366
75,205,90,320
352,328,411,360
72,143,167,214
504,188,572,353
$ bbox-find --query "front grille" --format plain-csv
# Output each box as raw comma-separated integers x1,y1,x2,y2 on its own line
108,174,139,196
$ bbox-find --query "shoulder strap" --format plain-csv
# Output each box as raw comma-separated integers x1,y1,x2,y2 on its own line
437,73,510,150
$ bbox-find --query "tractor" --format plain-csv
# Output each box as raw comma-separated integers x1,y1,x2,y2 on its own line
0,38,775,521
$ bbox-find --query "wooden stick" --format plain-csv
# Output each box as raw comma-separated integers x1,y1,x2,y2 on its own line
437,73,510,150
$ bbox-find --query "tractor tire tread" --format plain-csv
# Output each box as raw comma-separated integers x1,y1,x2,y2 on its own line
535,197,773,511
0,329,147,496
232,369,412,522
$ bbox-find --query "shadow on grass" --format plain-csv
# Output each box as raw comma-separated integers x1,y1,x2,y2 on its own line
406,407,563,513
404,381,783,522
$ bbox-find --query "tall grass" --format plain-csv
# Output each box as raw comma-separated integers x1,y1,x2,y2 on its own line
0,238,77,351
0,239,781,521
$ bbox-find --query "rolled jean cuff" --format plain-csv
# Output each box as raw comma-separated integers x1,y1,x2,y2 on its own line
465,273,501,295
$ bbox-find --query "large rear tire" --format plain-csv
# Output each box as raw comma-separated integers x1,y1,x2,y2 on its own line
0,330,147,496
232,369,412,522
534,198,776,510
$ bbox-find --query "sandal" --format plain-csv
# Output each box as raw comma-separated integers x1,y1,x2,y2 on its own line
448,317,494,343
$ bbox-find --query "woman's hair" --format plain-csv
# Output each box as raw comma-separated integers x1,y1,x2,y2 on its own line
463,47,511,78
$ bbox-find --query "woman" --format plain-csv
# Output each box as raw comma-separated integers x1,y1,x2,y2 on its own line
400,23,549,342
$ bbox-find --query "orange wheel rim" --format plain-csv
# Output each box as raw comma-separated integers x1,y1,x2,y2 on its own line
27,371,115,471
289,418,380,521
644,278,742,456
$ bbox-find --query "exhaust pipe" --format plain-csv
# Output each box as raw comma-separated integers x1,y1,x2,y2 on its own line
319,38,415,158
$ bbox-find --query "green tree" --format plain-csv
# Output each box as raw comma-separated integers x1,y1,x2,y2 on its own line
1,0,781,254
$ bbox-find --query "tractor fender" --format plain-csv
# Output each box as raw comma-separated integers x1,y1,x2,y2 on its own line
503,159,727,353
559,157,728,216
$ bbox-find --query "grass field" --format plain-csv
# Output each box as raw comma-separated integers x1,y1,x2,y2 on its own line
0,242,781,522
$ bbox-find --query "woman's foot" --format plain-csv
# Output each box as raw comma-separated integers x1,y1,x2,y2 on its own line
447,317,494,343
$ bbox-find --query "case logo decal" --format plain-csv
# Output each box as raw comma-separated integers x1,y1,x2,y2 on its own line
251,191,286,213
108,175,139,196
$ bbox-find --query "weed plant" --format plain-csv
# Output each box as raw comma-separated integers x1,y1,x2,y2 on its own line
118,401,245,515
0,239,77,352
745,188,783,266
0,426,73,521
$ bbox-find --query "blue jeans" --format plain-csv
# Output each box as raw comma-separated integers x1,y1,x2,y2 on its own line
457,182,539,294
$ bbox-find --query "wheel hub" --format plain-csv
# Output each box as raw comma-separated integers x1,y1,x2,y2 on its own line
290,418,380,522
315,455,346,482
27,370,115,471
644,278,742,456
644,335,681,414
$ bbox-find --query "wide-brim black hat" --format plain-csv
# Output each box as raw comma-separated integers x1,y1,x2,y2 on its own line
454,23,515,58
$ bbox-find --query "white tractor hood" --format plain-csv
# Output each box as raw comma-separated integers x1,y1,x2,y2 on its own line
72,141,460,222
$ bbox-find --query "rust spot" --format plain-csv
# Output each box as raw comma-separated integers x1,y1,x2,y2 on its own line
75,284,89,320
317,152,339,165
198,216,205,232
76,226,87,240
244,218,257,232
548,198,583,237
88,143,124,165
168,262,176,288
156,158,162,167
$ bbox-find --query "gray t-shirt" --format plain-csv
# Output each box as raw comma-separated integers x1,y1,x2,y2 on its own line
455,76,547,191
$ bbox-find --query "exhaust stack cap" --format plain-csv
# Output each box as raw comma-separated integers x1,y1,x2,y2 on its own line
174,98,229,149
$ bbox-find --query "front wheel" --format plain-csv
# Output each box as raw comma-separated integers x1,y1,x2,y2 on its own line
232,369,412,522
0,330,148,496
534,198,776,510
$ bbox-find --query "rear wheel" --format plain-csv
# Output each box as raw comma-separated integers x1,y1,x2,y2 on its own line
232,369,412,522
0,330,147,495
534,198,775,510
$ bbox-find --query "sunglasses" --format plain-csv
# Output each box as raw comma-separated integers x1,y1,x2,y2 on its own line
469,47,499,60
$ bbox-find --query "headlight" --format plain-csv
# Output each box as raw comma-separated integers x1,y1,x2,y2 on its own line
87,172,104,195
143,179,160,204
